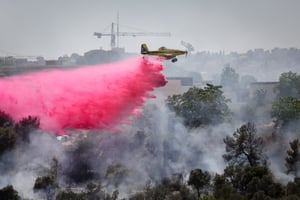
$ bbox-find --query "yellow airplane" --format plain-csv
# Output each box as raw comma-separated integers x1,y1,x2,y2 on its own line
141,43,187,62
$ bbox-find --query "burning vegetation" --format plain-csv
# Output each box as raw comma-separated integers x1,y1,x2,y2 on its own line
0,57,300,199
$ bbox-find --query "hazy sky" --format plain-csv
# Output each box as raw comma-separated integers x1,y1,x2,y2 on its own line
1,0,300,59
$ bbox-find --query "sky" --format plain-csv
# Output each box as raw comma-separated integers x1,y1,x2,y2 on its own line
0,0,300,59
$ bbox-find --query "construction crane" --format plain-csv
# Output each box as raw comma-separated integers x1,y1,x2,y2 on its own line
94,14,171,49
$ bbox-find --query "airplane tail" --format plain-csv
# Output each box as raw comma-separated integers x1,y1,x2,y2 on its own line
141,44,149,54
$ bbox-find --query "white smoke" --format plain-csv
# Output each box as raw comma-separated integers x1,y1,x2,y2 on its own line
0,131,65,199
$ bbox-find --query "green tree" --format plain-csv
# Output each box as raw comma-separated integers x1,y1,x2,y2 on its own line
250,191,271,200
223,165,284,199
105,163,129,187
213,174,240,200
15,115,40,142
0,110,14,128
34,175,57,190
188,168,211,198
220,64,239,90
223,123,266,167
56,182,119,200
0,127,17,156
274,71,300,98
34,158,59,200
55,188,86,200
166,84,231,128
85,182,119,200
286,178,300,197
85,182,103,200
284,194,300,200
286,139,300,178
0,185,19,200
168,185,196,200
64,134,98,183
130,178,195,200
271,96,300,127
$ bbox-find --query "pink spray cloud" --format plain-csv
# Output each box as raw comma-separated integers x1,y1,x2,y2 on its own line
0,56,167,134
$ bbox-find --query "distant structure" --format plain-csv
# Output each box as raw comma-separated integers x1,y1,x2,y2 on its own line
249,82,278,102
93,13,171,50
157,77,193,97
181,40,194,52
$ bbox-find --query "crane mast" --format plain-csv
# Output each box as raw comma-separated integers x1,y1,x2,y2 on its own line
94,15,171,50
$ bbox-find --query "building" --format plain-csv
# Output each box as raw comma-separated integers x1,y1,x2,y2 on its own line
249,82,278,102
156,77,194,97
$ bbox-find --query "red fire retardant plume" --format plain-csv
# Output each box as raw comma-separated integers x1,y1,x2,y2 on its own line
0,56,167,133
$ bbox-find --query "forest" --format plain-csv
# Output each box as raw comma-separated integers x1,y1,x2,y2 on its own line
0,69,300,200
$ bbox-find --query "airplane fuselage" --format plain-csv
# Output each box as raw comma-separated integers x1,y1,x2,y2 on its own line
141,44,187,62
143,50,187,59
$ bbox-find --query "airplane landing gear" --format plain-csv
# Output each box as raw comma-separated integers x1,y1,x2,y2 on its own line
171,57,178,63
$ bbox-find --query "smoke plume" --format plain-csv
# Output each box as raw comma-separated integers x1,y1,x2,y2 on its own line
0,56,166,133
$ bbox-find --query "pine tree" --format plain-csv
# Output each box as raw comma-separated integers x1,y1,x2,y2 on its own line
286,139,300,177
223,122,266,166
